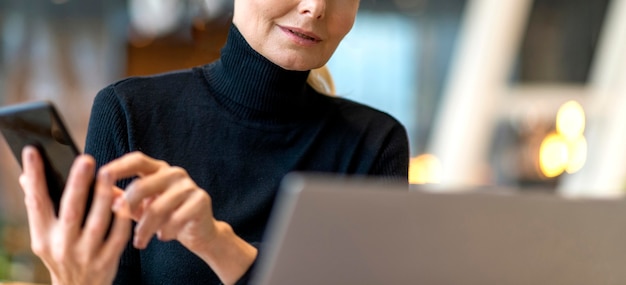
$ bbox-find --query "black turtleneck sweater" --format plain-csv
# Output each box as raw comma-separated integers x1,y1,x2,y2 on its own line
85,25,409,285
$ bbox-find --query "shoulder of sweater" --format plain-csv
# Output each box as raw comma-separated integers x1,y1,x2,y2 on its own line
102,67,206,101
327,95,405,130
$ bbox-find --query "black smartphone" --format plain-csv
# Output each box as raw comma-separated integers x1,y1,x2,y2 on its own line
0,100,92,220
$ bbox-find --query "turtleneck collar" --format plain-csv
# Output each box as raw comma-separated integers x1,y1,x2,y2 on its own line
203,24,317,121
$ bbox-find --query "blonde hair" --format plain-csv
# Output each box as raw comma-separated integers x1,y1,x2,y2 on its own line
307,65,336,96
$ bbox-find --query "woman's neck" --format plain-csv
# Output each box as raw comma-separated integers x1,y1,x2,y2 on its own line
205,24,313,116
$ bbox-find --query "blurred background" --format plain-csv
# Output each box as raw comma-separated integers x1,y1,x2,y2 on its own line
1,0,625,282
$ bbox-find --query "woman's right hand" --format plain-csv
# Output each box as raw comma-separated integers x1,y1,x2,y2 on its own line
19,146,131,285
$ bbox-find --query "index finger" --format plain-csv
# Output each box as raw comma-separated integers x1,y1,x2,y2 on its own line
19,146,55,237
98,151,167,182
99,152,169,216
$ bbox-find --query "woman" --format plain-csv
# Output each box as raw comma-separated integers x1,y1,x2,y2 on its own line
19,0,409,284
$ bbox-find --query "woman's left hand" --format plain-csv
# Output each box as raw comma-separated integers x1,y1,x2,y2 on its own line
100,151,218,252
19,147,131,285
101,152,257,285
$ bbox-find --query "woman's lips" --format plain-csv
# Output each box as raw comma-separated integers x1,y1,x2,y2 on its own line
280,26,322,45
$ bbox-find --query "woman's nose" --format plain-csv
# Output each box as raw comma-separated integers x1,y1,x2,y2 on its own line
299,0,326,19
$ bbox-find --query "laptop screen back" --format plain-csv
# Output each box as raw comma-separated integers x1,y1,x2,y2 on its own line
252,174,626,285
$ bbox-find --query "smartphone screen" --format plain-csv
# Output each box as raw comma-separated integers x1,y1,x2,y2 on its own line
0,101,81,216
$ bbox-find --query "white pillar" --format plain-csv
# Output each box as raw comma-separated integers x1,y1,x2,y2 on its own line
559,0,626,197
427,0,533,187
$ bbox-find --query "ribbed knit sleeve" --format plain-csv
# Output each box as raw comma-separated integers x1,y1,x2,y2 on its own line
85,85,132,169
369,122,410,183
84,85,142,284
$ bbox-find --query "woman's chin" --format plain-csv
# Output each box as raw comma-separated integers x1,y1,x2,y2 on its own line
277,60,324,72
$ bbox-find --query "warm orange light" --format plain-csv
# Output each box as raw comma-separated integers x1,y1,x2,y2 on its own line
556,100,585,140
409,154,441,184
565,136,587,174
539,133,569,178
538,100,587,178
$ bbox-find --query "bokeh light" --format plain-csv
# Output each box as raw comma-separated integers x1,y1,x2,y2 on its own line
129,0,184,38
409,154,441,184
538,100,587,178
556,100,585,140
539,132,569,178
565,135,587,174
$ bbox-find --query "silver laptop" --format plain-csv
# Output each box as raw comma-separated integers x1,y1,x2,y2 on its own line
252,173,626,285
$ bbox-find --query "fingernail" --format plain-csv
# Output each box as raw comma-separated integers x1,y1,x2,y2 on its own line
112,197,123,212
133,236,145,249
112,196,132,218
98,169,112,183
80,160,91,173
25,147,35,161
